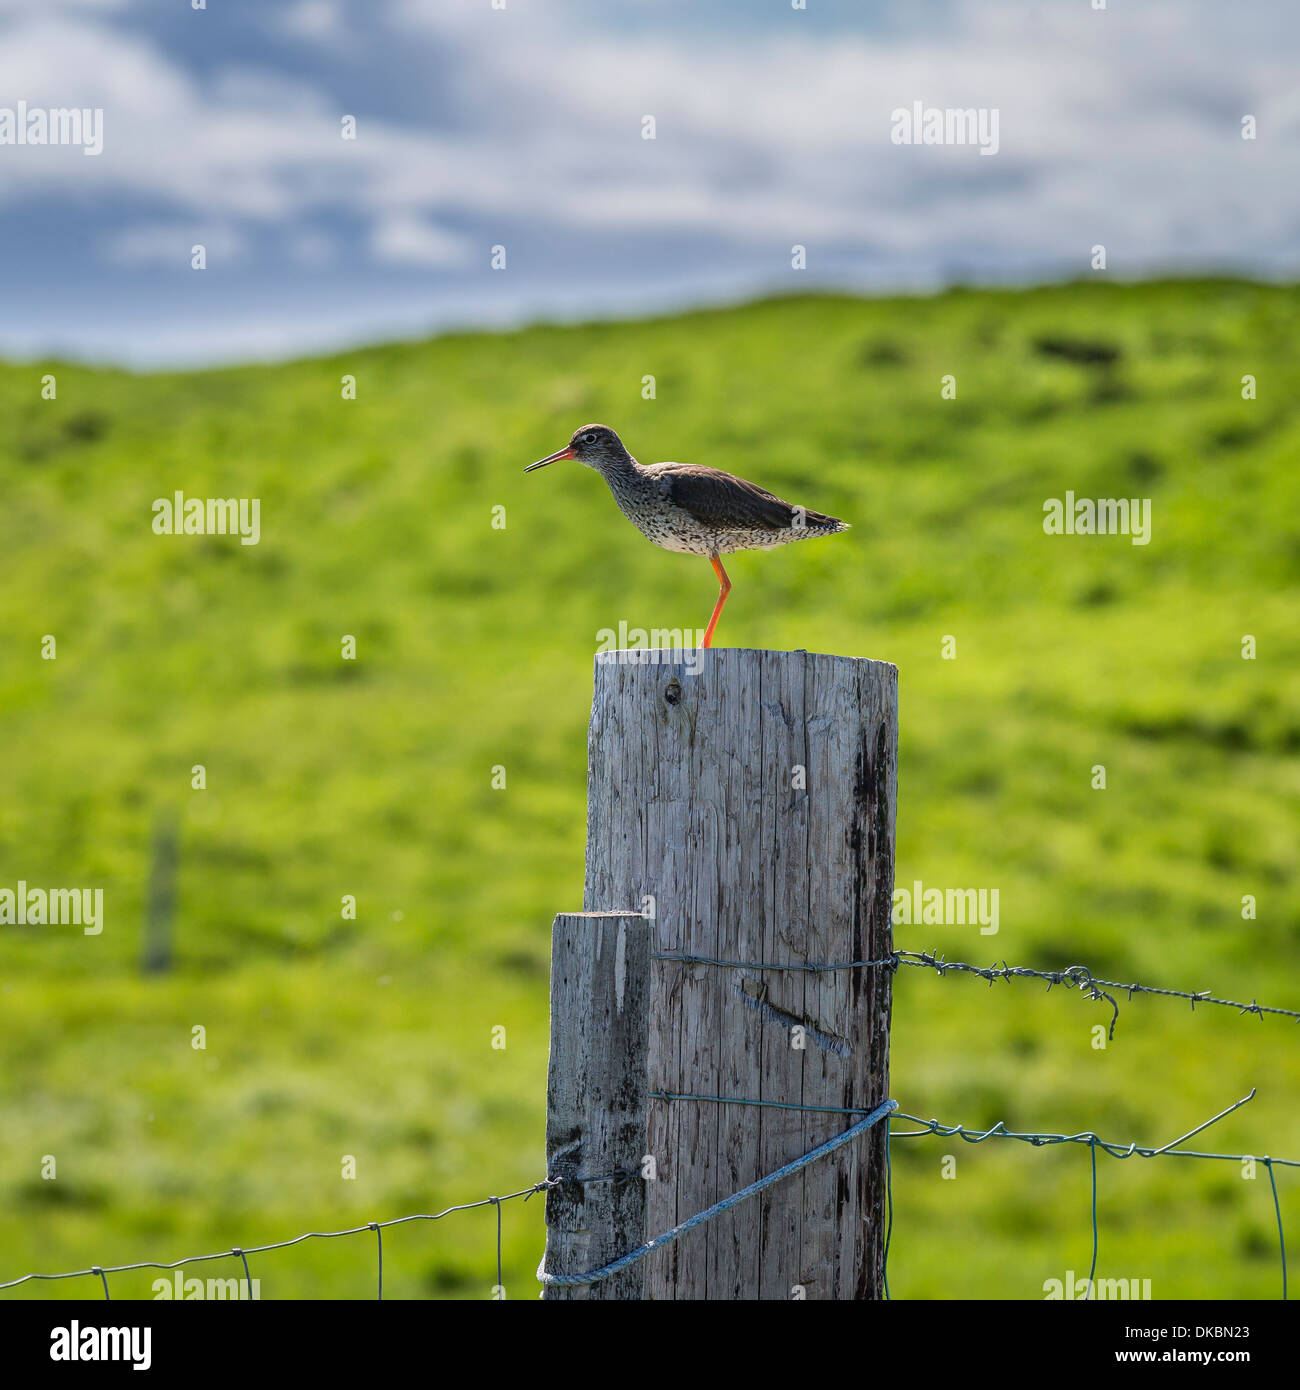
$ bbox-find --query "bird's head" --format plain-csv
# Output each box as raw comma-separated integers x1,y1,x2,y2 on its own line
525,423,627,474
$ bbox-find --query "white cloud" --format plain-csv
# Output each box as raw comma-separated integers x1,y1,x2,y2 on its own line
375,0,1300,271
1,0,1297,363
277,0,347,45
2,2,1295,269
370,215,471,268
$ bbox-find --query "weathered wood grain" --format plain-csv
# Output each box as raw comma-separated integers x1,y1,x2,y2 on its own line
581,648,897,1300
541,910,651,1300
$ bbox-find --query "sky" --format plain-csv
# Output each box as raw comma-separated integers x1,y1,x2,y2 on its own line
0,0,1295,366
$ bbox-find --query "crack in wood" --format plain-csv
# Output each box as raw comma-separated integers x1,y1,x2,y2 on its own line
738,977,852,1058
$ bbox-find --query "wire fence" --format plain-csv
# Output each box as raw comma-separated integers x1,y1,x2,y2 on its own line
6,1092,1290,1300
628,1085,1293,1300
3,949,1295,1300
886,1093,1292,1301
635,945,1298,1299
0,1185,551,1300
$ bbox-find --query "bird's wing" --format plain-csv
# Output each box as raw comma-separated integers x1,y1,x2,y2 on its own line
646,462,792,531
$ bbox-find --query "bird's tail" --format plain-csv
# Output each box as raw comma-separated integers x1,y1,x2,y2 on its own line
802,509,849,533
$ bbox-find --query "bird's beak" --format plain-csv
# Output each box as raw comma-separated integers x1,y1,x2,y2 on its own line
524,444,575,473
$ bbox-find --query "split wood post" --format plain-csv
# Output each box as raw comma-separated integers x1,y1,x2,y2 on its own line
543,647,897,1300
542,910,651,1300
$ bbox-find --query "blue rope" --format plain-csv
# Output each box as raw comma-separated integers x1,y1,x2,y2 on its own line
538,1099,899,1289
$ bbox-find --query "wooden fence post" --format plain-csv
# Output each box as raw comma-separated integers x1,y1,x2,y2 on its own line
542,910,651,1300
570,647,897,1300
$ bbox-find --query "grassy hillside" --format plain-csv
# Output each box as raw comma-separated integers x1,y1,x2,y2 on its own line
1,279,1297,1299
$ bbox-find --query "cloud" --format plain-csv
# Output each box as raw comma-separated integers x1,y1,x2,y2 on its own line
369,215,471,269
276,0,347,45
0,0,1296,362
4,3,1295,258
376,0,1300,265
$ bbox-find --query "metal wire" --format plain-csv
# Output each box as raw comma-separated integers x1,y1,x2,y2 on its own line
654,947,1300,1038
653,1086,1274,1155
647,1087,1291,1300
888,1089,1296,1163
0,1183,552,1296
5,1091,1291,1299
1266,1161,1288,1301
889,1094,1291,1300
883,1113,894,1301
232,1247,253,1298
651,1089,878,1115
368,1223,382,1302
6,947,1295,1300
538,1100,899,1288
492,1197,503,1296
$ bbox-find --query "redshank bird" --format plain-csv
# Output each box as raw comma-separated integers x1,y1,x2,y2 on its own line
525,424,848,648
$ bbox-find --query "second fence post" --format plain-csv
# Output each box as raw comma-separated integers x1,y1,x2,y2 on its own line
576,646,898,1300
542,910,651,1300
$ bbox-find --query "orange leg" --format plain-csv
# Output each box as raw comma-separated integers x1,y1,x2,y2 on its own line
701,554,731,649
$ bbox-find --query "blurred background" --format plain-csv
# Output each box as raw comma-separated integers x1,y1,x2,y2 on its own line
0,0,1297,1298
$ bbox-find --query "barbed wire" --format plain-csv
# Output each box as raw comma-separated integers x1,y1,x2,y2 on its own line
0,1183,553,1300
653,947,1300,1039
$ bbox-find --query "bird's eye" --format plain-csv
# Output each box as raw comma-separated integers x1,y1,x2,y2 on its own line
583,432,597,444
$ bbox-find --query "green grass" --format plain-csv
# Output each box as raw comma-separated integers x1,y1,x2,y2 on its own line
1,278,1297,1299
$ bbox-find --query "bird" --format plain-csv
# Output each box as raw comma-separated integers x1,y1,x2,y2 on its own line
525,423,848,648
